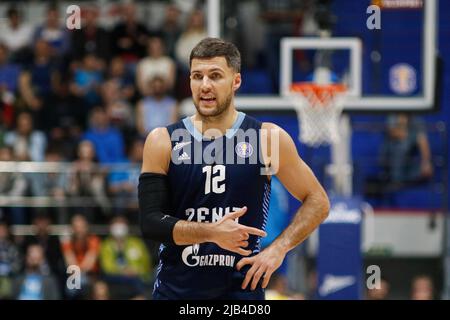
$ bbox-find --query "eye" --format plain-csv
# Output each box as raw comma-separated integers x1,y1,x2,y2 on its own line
210,73,222,80
191,73,202,80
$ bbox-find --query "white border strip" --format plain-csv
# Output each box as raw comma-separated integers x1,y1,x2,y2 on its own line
207,0,220,38
423,0,437,108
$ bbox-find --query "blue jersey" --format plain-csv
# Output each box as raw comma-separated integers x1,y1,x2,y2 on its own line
153,112,271,299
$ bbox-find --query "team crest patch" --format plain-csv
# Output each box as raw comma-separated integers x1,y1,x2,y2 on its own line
235,142,253,158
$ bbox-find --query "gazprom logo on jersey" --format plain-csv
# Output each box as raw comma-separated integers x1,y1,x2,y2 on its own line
323,202,361,224
389,63,417,95
181,244,236,268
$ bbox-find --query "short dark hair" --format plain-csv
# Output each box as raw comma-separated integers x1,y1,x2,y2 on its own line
47,3,59,13
6,6,19,19
190,37,241,73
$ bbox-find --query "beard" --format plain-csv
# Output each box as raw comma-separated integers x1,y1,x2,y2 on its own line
194,93,233,119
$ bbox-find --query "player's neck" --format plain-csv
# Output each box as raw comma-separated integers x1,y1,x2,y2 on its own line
193,107,238,138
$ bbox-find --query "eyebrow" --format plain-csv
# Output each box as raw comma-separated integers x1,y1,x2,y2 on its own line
191,68,226,74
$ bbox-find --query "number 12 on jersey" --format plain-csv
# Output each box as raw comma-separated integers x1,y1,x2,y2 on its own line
202,165,226,195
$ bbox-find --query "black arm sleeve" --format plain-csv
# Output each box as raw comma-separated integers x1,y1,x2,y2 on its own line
138,173,179,244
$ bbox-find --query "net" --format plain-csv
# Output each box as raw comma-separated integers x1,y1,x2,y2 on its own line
289,82,347,146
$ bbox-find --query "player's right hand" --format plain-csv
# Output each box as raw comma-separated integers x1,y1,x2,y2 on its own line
210,206,267,256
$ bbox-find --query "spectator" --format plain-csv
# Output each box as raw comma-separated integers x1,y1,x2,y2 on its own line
365,114,434,202
71,5,110,63
111,2,149,66
159,4,182,59
102,81,135,137
105,56,135,102
265,273,291,300
100,215,152,299
60,214,100,299
21,213,65,281
70,53,104,110
45,79,86,151
0,221,22,299
27,146,69,224
0,43,22,96
34,4,70,59
49,127,81,163
136,76,178,138
83,108,126,164
136,36,176,96
90,279,110,300
381,114,433,186
108,139,143,215
366,277,390,300
265,273,304,300
0,6,34,64
411,274,435,300
174,9,207,71
61,214,100,274
0,146,28,225
4,111,47,161
18,39,60,129
68,140,110,218
0,43,21,128
102,57,135,136
306,268,319,300
47,91,84,132
174,9,207,99
13,244,61,300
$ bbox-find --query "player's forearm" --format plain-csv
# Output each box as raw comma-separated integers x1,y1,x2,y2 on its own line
172,220,213,245
270,191,330,254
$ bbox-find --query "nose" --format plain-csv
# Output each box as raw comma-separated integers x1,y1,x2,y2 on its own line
201,75,212,91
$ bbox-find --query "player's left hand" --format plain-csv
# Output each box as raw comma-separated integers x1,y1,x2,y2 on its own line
236,246,286,291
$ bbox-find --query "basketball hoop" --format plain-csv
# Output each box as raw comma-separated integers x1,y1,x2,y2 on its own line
289,82,347,146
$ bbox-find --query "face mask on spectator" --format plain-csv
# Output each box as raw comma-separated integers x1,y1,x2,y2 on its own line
111,223,128,238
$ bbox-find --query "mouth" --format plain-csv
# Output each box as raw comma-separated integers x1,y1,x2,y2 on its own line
199,96,217,106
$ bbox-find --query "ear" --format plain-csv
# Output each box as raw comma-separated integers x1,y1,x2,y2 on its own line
232,73,241,92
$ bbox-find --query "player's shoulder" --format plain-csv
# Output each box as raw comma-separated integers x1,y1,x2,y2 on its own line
142,127,172,173
261,122,296,147
261,122,289,136
261,122,282,131
144,127,171,151
145,117,186,145
146,126,170,140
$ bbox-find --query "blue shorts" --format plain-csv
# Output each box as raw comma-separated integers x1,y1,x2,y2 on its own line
153,267,266,300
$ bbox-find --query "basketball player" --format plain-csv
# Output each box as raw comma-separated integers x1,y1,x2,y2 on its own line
138,38,330,300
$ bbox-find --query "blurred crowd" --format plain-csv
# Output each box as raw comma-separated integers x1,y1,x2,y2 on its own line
0,213,153,300
0,2,213,224
0,0,207,300
0,0,327,225
365,275,436,301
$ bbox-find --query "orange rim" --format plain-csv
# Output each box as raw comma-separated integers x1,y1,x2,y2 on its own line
290,82,346,93
290,82,347,106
